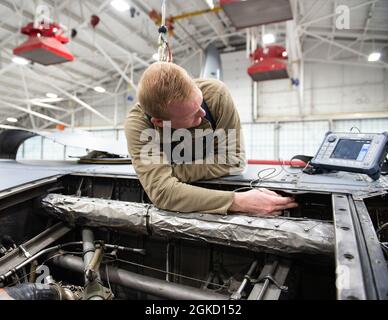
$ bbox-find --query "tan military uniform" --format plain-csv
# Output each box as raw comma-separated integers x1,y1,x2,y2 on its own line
124,79,246,214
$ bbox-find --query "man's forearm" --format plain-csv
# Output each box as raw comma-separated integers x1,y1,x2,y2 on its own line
228,192,244,213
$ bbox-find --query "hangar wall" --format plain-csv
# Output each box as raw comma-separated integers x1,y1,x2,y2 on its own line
221,50,388,159
221,50,387,121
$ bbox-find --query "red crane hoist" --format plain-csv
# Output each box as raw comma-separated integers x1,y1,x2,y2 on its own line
13,22,74,66
248,45,289,82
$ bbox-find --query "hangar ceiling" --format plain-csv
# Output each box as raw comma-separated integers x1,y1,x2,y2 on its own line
0,0,387,129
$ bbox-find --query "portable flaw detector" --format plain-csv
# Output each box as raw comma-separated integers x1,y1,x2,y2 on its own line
311,131,388,180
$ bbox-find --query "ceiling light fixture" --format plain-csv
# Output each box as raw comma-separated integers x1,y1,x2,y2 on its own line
12,56,29,65
368,52,381,62
205,0,215,9
46,93,58,99
6,117,18,123
263,33,276,45
94,86,106,93
110,0,130,12
152,53,159,61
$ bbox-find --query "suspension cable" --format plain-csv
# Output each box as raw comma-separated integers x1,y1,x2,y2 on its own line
157,0,172,62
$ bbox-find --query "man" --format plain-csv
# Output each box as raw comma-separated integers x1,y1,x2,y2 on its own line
124,62,297,216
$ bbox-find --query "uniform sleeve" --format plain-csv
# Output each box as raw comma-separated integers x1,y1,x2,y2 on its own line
124,110,234,214
172,81,246,183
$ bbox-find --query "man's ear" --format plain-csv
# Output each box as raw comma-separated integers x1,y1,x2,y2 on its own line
150,117,164,128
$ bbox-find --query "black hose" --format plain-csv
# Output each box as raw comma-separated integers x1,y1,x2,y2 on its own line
0,284,60,300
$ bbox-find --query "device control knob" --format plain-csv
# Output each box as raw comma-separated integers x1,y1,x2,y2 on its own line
328,135,337,143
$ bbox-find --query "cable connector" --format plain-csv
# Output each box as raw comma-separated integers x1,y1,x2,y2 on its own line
158,25,168,34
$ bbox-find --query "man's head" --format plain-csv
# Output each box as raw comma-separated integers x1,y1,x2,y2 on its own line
137,62,206,129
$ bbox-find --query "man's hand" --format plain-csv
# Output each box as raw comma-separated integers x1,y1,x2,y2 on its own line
228,188,298,216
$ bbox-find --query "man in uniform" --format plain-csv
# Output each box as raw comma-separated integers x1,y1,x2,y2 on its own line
125,62,297,216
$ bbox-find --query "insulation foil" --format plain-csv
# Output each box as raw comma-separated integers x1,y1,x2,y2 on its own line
41,194,334,255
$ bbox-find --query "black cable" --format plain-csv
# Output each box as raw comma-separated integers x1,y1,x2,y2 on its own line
376,222,388,235
350,126,361,133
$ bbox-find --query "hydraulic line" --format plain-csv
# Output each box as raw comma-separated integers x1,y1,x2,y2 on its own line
52,254,228,300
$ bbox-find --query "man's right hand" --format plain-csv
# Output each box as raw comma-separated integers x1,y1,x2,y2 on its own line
228,188,298,216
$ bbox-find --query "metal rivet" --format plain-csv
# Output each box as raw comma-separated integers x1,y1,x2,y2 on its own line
344,253,354,260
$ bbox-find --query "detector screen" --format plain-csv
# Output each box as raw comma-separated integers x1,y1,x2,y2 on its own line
330,139,371,161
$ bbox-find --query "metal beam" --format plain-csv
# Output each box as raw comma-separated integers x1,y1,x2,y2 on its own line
328,2,378,60
0,100,70,126
0,63,17,77
39,106,85,130
1,97,67,112
94,41,138,90
48,0,150,64
82,0,157,51
37,89,128,130
304,57,387,69
129,0,198,53
299,0,380,29
114,56,133,94
303,40,325,56
0,77,48,97
27,68,113,124
1,50,108,96
302,30,388,68
0,124,29,130
359,2,377,58
193,0,229,47
299,0,325,25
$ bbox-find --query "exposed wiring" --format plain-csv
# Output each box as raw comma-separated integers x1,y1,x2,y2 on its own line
280,157,311,175
376,222,388,236
105,257,228,290
380,242,388,256
105,263,112,292
350,126,361,133
2,241,144,285
233,159,309,192
5,250,84,288
10,249,229,291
